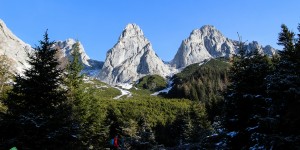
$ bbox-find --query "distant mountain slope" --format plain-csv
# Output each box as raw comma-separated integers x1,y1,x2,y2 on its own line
167,59,230,101
166,59,230,120
99,24,171,84
0,19,102,76
0,19,33,73
53,39,103,76
171,25,277,68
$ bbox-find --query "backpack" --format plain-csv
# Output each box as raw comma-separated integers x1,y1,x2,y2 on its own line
110,138,114,146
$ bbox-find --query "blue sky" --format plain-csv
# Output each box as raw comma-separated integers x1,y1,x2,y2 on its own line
0,0,299,61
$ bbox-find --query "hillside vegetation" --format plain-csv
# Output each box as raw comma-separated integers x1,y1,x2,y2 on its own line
167,59,230,120
135,74,167,92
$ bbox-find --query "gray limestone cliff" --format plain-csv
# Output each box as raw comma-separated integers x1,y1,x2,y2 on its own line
99,24,170,84
171,25,277,68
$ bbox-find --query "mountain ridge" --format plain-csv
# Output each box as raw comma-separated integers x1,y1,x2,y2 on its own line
0,19,277,85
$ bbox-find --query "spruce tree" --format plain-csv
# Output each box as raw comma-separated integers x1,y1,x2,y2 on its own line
277,24,295,58
223,39,273,149
64,42,105,149
65,41,84,90
265,23,300,148
2,31,74,149
64,41,91,148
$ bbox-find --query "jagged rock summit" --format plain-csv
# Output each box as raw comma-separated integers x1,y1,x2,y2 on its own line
99,23,170,84
171,25,237,68
171,25,277,68
246,41,277,56
54,38,103,76
0,19,32,73
54,38,91,67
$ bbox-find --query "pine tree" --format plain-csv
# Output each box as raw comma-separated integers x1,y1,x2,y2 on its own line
65,41,84,90
2,31,75,149
64,41,103,149
191,103,211,142
265,23,300,148
223,38,273,149
277,24,295,59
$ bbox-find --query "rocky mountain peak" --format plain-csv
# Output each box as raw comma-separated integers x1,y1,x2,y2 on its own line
99,23,170,84
119,23,144,40
171,25,277,69
246,41,277,56
189,25,220,39
200,25,217,32
171,25,236,68
54,38,91,67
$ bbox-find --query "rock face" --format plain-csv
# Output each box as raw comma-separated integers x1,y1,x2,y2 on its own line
246,41,277,56
99,24,170,84
0,19,102,76
171,25,277,68
54,39,103,77
0,19,32,73
171,25,236,68
55,39,91,66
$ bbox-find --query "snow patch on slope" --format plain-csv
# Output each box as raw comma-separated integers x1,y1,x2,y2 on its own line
151,80,174,96
113,86,132,99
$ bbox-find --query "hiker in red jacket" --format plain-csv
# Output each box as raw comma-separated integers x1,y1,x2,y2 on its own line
113,135,119,149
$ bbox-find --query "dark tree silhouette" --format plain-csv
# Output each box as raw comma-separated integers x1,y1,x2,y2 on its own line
2,31,75,149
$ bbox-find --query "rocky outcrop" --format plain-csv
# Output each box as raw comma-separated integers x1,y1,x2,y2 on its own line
54,39,91,66
99,24,170,84
246,41,277,56
54,38,103,77
0,19,32,73
171,25,277,68
0,19,102,76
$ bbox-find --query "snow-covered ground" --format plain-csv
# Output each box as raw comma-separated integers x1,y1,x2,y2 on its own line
198,58,210,66
113,86,132,99
151,80,174,96
116,83,133,90
151,86,172,96
227,131,238,138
